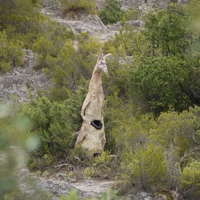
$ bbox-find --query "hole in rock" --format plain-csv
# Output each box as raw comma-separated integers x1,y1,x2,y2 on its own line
93,153,101,157
91,120,102,130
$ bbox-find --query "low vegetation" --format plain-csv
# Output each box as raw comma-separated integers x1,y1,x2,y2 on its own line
98,0,126,24
60,0,97,15
0,0,200,199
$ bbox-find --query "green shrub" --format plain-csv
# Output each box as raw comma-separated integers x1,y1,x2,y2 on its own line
98,0,126,24
22,96,74,160
180,161,200,199
0,31,23,73
0,0,46,48
0,103,48,199
83,167,95,178
61,0,96,15
130,56,189,114
93,188,119,200
120,144,167,192
92,151,115,178
22,86,86,168
59,189,78,200
143,3,189,57
121,8,141,22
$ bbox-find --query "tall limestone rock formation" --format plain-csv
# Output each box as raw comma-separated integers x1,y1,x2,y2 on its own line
75,49,111,157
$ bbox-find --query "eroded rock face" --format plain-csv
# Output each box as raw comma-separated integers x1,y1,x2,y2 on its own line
98,0,189,12
0,49,51,103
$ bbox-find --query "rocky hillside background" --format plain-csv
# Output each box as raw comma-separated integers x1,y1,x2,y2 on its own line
2,0,200,200
0,0,189,103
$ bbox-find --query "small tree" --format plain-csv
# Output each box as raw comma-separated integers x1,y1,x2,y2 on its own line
131,56,189,114
143,3,189,57
98,0,125,24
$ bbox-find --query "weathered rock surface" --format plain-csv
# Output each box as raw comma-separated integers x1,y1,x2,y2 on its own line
0,49,51,103
120,0,189,12
41,4,118,43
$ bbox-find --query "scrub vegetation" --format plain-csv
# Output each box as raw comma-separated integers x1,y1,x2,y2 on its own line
1,0,200,199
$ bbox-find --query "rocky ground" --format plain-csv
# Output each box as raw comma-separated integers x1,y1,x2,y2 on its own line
17,167,167,200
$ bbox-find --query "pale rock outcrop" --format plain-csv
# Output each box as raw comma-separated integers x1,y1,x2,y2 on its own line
0,49,51,103
75,49,111,157
120,0,189,12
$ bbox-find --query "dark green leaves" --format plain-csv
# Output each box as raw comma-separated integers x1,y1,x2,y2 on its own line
131,56,189,113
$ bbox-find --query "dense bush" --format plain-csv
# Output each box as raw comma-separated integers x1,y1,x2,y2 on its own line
180,161,200,199
143,3,189,57
0,0,49,73
0,0,46,48
98,0,126,24
22,96,72,159
130,56,189,113
22,86,86,168
109,105,200,195
0,31,23,72
121,144,167,191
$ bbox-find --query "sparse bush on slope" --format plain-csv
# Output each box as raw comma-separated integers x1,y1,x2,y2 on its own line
61,0,97,15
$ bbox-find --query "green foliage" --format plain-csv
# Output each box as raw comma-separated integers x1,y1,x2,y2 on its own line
46,42,83,100
0,31,23,72
108,103,200,195
98,0,126,24
83,167,95,178
1,0,200,199
64,86,86,130
180,161,200,199
93,151,112,167
92,151,115,178
109,111,166,191
143,3,189,57
66,146,90,167
61,0,96,15
59,189,78,200
0,103,48,199
0,0,46,48
93,188,119,200
102,2,200,114
125,2,200,114
130,56,189,113
121,144,167,191
22,96,73,160
59,188,119,200
77,33,102,79
150,110,198,155
121,9,141,22
33,32,101,101
32,36,54,68
22,86,86,168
